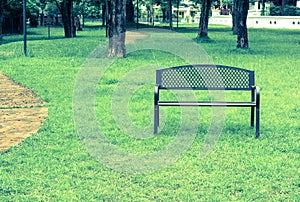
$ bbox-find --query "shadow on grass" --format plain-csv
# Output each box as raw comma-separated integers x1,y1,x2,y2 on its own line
83,24,107,30
175,26,232,33
194,36,216,44
0,25,107,45
0,30,66,45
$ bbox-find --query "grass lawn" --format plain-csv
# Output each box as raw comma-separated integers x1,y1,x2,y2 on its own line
0,23,299,201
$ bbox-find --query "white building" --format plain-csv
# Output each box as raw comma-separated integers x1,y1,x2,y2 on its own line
172,1,200,23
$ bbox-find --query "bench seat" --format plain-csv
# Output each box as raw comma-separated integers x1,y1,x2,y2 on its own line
158,101,257,107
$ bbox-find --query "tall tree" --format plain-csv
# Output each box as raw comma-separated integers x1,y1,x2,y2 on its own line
1,0,24,37
155,0,173,30
149,0,154,25
0,0,7,40
38,0,47,26
126,0,134,22
198,0,212,38
232,0,238,34
107,0,126,58
102,2,106,26
55,0,76,38
168,0,173,31
236,0,249,49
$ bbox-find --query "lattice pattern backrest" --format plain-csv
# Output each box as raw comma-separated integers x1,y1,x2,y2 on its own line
156,65,254,90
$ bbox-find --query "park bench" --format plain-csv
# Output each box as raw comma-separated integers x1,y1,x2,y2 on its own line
154,64,260,138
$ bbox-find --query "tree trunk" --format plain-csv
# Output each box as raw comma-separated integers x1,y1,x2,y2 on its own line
0,10,3,41
56,0,76,38
102,4,106,26
106,0,108,37
149,0,154,25
168,0,173,31
107,0,126,58
261,0,266,16
281,0,285,16
162,8,166,23
40,12,44,26
236,0,249,49
0,13,2,40
232,0,238,35
0,0,6,40
82,13,85,28
198,0,212,38
126,0,134,23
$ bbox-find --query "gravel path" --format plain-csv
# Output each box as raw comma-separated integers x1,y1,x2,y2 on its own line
0,73,48,151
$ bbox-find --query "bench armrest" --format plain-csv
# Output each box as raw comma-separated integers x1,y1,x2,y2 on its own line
255,86,260,106
252,86,260,104
154,84,160,105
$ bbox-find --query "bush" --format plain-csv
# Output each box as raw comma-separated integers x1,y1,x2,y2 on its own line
269,5,300,16
284,5,300,16
269,5,283,16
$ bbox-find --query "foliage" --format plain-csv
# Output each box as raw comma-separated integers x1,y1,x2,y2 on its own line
2,0,39,27
27,1,40,27
73,0,104,19
0,24,299,201
3,0,39,27
220,0,233,7
269,4,300,16
3,0,22,17
283,5,300,16
4,0,39,17
44,1,60,16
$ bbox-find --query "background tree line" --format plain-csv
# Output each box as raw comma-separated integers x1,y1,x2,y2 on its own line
0,0,298,55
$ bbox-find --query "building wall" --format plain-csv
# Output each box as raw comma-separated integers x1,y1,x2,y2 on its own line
209,15,300,29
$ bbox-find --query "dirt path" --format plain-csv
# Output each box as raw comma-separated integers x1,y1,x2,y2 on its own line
126,31,150,44
0,73,48,151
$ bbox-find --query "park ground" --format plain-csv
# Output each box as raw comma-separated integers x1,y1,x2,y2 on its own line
0,23,299,201
0,31,147,151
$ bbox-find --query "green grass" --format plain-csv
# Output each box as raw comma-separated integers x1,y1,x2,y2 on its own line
0,23,299,201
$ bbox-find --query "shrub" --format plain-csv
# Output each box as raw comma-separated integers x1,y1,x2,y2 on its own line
269,5,300,16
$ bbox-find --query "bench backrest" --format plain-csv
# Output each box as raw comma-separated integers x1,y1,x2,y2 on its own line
156,64,255,90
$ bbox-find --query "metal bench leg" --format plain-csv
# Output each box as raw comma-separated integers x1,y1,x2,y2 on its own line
256,105,260,138
251,106,254,127
154,85,160,135
255,86,260,138
154,105,159,134
251,86,255,127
